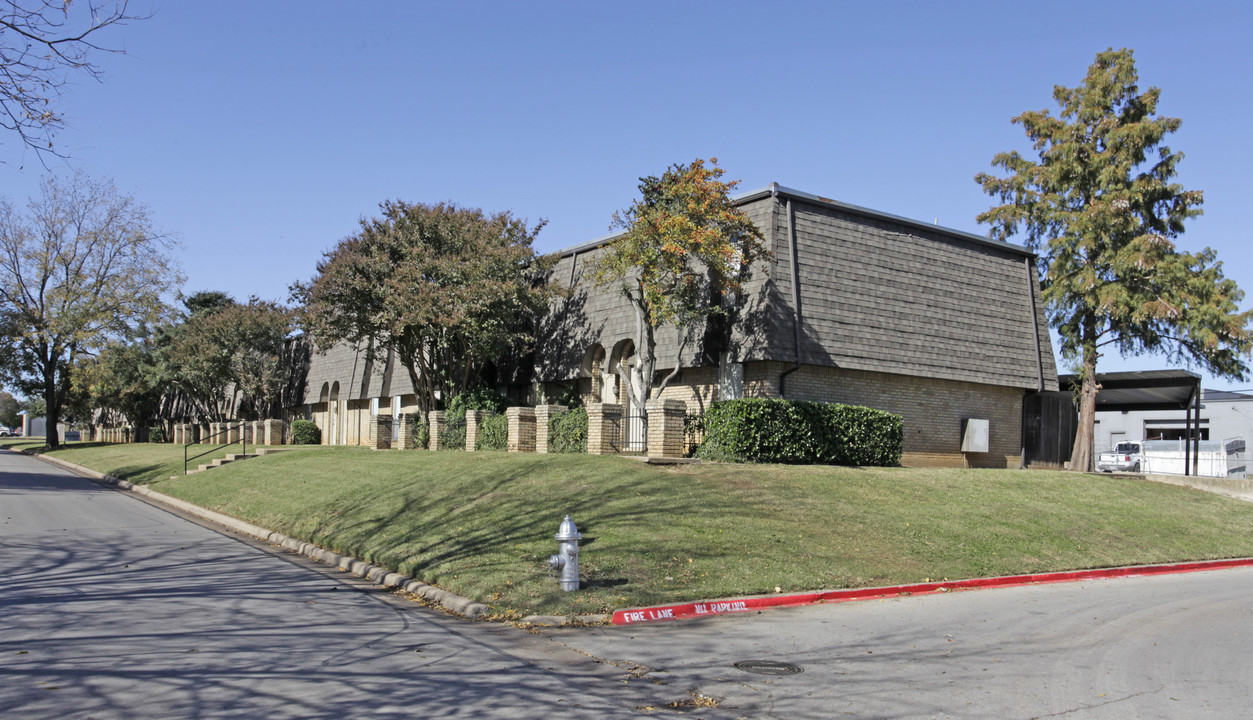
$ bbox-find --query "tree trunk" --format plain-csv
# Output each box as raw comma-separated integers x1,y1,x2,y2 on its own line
43,368,60,451
1068,350,1099,472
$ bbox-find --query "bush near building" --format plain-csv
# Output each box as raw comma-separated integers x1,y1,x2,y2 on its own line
291,420,321,445
698,398,902,466
478,413,508,451
548,406,588,453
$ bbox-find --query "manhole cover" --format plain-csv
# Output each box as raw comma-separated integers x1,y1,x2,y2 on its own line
732,660,804,676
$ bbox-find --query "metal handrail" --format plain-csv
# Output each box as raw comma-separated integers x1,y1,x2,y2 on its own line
184,422,248,475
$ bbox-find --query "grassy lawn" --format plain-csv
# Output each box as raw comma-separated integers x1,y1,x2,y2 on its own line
2,438,277,483
11,439,1253,618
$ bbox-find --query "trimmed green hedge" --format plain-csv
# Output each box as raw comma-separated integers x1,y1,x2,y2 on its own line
291,419,321,445
696,398,902,466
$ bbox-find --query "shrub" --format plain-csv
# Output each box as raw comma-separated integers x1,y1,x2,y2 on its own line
478,413,508,451
548,406,588,453
409,413,429,449
697,398,902,466
291,419,321,445
448,386,511,414
549,383,583,409
684,412,704,457
148,425,165,443
440,407,467,451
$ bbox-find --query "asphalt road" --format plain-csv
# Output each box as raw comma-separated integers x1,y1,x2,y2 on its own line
545,559,1253,718
0,450,697,719
6,448,1252,719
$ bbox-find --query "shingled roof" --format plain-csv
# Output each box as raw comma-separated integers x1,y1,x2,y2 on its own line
537,184,1058,392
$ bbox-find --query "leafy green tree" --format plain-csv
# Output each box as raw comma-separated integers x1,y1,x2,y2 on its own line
588,158,767,417
73,333,163,427
20,394,45,418
0,390,18,427
0,172,181,449
294,201,554,415
182,290,235,318
163,295,296,420
976,48,1252,471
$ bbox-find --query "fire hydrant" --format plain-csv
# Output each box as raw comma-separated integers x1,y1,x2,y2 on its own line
547,515,582,591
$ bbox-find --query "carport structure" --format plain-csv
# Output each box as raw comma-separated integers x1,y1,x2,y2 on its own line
1059,370,1203,475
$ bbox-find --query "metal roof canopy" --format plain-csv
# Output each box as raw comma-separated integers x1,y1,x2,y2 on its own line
1057,369,1203,475
1058,369,1202,412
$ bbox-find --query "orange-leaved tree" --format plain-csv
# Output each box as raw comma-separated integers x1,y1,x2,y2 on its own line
588,158,768,418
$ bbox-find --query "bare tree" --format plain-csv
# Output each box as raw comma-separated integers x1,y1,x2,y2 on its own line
1,0,140,163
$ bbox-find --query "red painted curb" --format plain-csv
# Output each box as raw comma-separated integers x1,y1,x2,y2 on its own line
610,557,1253,625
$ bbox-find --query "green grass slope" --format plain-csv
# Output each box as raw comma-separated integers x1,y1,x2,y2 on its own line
18,441,1253,618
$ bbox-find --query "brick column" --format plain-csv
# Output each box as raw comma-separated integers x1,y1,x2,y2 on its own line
121,427,131,444
368,415,392,450
209,422,223,445
506,407,536,453
533,404,567,454
646,399,687,459
394,415,411,450
428,411,444,451
585,403,621,455
264,419,285,446
465,409,481,451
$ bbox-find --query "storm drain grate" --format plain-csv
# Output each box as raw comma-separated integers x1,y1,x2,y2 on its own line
732,660,804,676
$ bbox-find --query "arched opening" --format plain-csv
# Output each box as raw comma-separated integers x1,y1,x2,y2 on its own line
608,339,645,452
316,383,330,443
608,339,637,407
582,344,608,403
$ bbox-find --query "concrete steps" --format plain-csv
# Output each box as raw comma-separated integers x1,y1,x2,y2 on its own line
173,446,305,479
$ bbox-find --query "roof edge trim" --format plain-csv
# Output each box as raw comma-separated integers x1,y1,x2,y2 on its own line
732,184,1036,258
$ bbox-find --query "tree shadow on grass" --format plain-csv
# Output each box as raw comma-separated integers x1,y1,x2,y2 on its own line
304,457,772,588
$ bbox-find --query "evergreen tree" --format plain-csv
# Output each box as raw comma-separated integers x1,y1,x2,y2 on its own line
977,48,1252,471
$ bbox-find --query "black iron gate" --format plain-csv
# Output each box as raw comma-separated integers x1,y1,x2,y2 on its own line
610,409,647,454
1022,391,1077,468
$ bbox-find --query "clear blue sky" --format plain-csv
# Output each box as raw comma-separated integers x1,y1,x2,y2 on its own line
3,0,1250,391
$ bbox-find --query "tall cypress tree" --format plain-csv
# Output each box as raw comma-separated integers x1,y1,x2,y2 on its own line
977,48,1252,472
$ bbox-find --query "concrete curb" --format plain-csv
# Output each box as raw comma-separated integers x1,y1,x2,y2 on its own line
610,556,1253,625
26,451,492,620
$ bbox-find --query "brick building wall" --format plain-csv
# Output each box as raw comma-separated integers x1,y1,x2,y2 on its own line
742,361,1024,467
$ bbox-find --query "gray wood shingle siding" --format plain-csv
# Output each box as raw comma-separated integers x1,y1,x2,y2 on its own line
299,342,417,405
536,188,1057,393
762,195,1056,391
536,243,708,382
